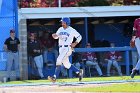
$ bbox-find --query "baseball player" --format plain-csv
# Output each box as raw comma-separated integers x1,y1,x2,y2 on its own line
130,17,140,78
82,43,103,77
105,43,122,76
48,17,83,82
4,29,20,81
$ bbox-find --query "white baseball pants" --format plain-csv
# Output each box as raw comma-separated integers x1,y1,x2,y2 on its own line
56,46,72,69
134,38,140,70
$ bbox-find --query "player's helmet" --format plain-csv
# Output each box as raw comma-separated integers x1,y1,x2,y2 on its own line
60,17,71,26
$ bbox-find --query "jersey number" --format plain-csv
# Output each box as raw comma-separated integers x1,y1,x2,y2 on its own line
65,37,67,41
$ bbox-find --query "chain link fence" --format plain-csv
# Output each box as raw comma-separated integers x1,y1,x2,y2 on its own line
0,0,18,81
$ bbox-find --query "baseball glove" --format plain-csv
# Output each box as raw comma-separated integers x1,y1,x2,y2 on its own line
130,40,135,48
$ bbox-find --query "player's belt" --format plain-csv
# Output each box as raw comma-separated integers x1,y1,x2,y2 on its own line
59,45,68,47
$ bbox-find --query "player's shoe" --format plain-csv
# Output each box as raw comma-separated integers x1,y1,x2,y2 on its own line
7,78,10,82
48,76,56,83
130,69,138,78
78,69,83,81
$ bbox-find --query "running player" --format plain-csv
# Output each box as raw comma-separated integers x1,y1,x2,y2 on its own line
48,17,83,82
130,17,140,78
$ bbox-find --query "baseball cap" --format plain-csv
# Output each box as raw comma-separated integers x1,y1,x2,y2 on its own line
60,17,71,25
30,33,36,37
86,43,91,46
10,29,15,33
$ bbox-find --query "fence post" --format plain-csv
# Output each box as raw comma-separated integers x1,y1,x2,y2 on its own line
125,50,130,75
14,0,19,36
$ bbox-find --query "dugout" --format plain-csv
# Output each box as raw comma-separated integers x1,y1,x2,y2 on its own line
17,6,140,79
27,16,136,47
1,5,140,80
26,16,137,78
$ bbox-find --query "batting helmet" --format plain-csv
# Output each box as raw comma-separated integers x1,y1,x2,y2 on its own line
60,17,71,25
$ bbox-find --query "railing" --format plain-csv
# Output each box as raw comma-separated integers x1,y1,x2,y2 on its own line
69,46,136,77
19,0,140,8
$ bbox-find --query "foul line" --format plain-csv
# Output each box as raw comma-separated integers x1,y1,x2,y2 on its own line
0,79,140,87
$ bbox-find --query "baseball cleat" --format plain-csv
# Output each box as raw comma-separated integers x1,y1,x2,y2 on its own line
78,69,83,81
130,69,138,78
48,76,56,83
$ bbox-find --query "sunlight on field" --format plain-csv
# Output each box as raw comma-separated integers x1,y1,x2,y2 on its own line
0,76,140,92
65,83,140,92
0,76,140,84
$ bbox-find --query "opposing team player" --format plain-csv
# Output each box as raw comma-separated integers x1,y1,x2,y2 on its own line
130,17,140,78
105,43,122,76
48,17,83,82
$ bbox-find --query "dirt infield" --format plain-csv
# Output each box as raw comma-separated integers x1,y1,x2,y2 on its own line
0,83,127,93
0,83,119,93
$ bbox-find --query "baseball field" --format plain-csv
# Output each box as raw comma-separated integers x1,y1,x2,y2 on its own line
0,76,140,93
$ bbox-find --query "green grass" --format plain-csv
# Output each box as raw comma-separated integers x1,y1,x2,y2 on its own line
66,83,140,92
0,76,139,84
0,79,50,84
57,76,140,83
0,76,140,92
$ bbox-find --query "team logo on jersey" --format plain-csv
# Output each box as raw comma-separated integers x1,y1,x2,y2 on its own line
10,40,17,44
59,32,70,37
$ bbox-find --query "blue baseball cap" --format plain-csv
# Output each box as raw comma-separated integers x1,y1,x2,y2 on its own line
60,17,71,26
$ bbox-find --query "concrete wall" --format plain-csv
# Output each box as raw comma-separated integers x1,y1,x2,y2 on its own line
19,19,28,80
